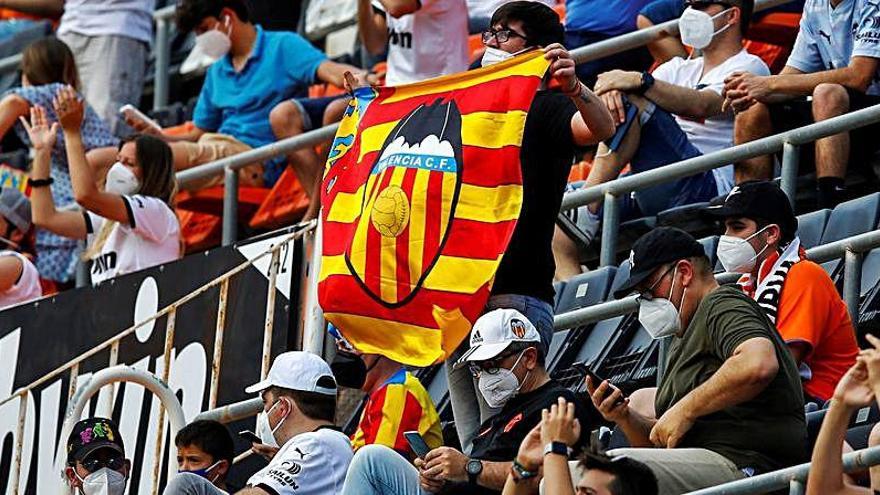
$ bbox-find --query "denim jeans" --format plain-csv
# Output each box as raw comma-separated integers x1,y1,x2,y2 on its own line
340,444,429,495
446,293,554,452
162,473,227,495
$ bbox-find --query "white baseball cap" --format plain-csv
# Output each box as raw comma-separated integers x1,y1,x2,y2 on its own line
457,308,541,364
245,351,337,396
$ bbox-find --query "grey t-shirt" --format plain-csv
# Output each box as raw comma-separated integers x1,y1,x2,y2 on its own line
655,286,807,473
58,0,154,44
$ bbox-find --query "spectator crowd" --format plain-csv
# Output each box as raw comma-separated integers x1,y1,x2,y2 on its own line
1,0,878,494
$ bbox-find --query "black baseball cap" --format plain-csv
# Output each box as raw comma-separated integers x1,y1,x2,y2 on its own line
704,181,797,243
66,417,125,465
613,227,706,299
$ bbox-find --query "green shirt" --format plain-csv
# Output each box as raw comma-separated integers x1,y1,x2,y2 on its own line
655,286,807,473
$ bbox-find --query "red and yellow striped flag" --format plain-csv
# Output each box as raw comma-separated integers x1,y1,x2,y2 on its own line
319,52,550,366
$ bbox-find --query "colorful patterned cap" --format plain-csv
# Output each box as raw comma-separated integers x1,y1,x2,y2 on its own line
66,417,125,465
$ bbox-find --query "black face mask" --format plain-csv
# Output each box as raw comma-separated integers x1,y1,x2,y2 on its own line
331,352,368,389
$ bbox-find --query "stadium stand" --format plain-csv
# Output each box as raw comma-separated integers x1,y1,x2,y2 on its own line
5,0,880,494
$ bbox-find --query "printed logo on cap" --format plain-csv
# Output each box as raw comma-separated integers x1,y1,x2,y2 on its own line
472,329,483,343
726,185,741,200
628,250,636,269
510,318,526,338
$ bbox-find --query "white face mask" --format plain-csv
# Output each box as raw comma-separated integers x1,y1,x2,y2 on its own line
105,162,140,196
480,46,533,67
75,467,127,495
195,17,232,60
679,7,733,50
717,225,773,273
638,265,687,339
255,399,287,448
477,350,530,408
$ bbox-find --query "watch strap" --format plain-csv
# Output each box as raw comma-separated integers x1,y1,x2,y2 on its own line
543,441,571,457
637,71,655,94
511,459,538,482
466,459,483,485
28,177,53,188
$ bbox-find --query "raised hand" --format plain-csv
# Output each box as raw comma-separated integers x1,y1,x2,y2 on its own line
52,85,85,132
18,105,58,152
541,396,581,447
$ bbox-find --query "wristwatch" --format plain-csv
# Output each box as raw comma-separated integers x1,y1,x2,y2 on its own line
637,71,655,95
543,441,571,457
466,458,483,485
28,177,53,188
510,459,538,483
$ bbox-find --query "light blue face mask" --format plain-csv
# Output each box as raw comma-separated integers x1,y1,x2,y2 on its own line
180,460,221,482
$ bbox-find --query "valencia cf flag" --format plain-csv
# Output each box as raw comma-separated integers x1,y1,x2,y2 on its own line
319,52,550,366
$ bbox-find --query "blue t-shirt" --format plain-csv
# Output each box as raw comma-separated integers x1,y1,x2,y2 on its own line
193,25,327,148
565,0,654,36
787,0,880,95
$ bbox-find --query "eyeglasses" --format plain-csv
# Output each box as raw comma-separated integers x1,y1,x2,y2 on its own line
468,348,528,378
636,264,677,302
81,453,125,473
482,28,529,45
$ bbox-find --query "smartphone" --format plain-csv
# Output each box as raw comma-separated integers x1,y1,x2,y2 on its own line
574,363,626,405
119,104,162,132
603,98,639,153
403,431,431,459
238,430,262,444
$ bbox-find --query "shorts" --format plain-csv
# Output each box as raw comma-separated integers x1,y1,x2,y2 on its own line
639,0,685,25
768,90,880,175
290,94,349,132
177,133,264,189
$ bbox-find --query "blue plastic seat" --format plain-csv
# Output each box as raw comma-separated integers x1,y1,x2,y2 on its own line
820,193,880,244
610,260,632,297
796,209,831,249
861,249,880,298
553,281,566,312
556,266,618,313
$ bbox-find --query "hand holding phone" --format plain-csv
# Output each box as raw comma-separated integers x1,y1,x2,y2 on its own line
238,430,262,444
119,104,162,133
403,431,431,459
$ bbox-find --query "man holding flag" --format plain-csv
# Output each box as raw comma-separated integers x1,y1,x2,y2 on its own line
319,0,613,458
447,1,614,452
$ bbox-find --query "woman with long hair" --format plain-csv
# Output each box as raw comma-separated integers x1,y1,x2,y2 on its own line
0,37,117,287
27,87,180,284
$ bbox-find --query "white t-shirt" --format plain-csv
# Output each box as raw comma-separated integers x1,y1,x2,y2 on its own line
467,0,557,19
85,195,181,285
0,251,41,310
652,50,770,193
247,427,353,495
373,0,469,85
58,0,155,44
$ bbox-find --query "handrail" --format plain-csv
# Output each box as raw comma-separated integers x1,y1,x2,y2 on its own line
3,221,314,495
686,444,880,495
552,229,880,331
562,102,880,266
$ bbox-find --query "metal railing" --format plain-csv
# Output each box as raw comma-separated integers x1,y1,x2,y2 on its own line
686,444,880,495
561,102,880,267
1,221,314,495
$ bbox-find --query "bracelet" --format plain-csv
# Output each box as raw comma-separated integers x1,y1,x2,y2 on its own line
28,177,53,188
510,459,539,483
563,79,581,97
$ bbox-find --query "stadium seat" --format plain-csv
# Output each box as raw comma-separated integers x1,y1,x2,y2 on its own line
610,259,632,297
797,208,831,250
656,202,714,239
861,249,880,297
820,193,880,244
249,167,311,230
556,266,618,313
547,328,571,369
617,216,657,252
697,236,719,267
553,281,566,312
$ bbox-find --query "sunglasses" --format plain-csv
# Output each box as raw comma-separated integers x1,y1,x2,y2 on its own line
81,453,125,473
481,28,529,45
468,348,529,378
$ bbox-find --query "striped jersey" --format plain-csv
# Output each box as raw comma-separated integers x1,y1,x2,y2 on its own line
351,369,443,457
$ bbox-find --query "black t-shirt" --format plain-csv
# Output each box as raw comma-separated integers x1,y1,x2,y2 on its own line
492,91,578,304
443,380,590,495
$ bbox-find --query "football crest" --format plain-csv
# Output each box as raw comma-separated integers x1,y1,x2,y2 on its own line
345,98,464,306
